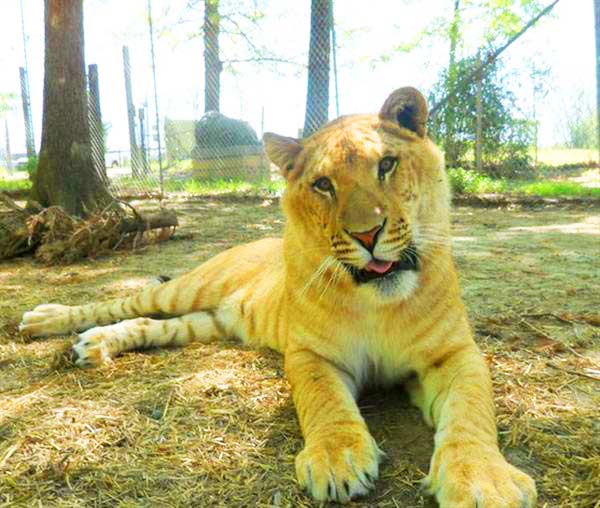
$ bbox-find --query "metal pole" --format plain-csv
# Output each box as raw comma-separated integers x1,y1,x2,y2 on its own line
329,0,339,116
19,0,35,154
147,0,164,194
475,51,483,173
88,63,108,183
5,120,12,172
139,107,149,173
19,67,35,159
595,0,600,165
122,46,141,178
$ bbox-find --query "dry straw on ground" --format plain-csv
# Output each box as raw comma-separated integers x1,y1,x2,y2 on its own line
1,196,599,507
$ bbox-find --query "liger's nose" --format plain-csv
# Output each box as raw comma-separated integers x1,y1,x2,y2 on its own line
348,224,383,250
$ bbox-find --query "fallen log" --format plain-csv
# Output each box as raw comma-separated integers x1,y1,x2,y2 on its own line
0,192,178,263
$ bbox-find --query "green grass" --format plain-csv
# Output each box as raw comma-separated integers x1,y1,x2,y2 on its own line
512,181,600,198
174,177,285,195
0,178,32,193
447,167,600,198
111,176,286,197
3,169,597,202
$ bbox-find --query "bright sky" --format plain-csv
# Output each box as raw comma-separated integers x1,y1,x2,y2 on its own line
0,0,596,156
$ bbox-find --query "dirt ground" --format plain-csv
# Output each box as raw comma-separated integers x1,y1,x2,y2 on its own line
0,196,598,508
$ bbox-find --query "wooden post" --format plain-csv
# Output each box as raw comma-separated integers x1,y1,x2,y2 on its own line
88,63,107,183
122,46,141,177
19,66,35,159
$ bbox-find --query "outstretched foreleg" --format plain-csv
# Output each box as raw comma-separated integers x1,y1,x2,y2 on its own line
71,311,226,367
19,276,206,338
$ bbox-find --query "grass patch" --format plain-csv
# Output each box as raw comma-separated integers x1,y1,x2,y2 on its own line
448,167,600,199
175,177,285,196
111,175,286,197
0,178,32,193
512,181,600,198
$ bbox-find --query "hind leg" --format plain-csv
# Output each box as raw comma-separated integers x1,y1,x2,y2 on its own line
72,311,226,367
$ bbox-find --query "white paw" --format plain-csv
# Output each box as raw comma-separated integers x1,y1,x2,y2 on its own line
19,304,75,338
72,327,114,367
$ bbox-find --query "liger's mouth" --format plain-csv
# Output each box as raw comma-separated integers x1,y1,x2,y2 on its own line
344,246,420,284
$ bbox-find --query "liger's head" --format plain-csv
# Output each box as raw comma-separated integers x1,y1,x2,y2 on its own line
263,87,450,301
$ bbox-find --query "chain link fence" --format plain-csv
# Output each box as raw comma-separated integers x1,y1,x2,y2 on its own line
0,1,596,200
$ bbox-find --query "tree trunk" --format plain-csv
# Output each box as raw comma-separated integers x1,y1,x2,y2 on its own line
595,0,600,161
444,0,461,167
303,0,331,137
204,0,221,113
31,0,113,217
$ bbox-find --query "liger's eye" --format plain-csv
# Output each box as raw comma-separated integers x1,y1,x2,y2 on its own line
378,156,398,180
312,176,335,195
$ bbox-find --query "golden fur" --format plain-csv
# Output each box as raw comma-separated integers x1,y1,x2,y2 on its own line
20,88,536,507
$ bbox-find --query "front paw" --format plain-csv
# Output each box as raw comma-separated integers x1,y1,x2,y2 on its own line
295,426,383,503
425,445,537,508
71,327,114,367
19,304,75,338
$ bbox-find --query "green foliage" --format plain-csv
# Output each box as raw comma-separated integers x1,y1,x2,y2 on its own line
390,0,545,58
165,119,196,161
447,167,508,194
0,93,17,117
557,89,598,149
24,156,39,179
464,0,547,43
430,55,534,178
565,113,597,150
0,178,32,193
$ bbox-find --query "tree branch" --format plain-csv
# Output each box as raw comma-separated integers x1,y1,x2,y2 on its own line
429,0,562,119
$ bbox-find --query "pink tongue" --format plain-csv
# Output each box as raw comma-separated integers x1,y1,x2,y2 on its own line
366,259,393,274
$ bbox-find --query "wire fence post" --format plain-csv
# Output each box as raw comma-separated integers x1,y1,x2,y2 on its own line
138,107,149,174
329,0,339,117
475,50,483,172
88,63,108,184
122,45,142,178
19,67,35,159
19,0,35,157
4,120,12,172
147,0,164,195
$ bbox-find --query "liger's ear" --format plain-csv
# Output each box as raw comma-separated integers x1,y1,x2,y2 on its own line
379,87,428,137
263,132,303,178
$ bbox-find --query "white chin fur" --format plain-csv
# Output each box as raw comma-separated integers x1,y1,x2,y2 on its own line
373,269,419,300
